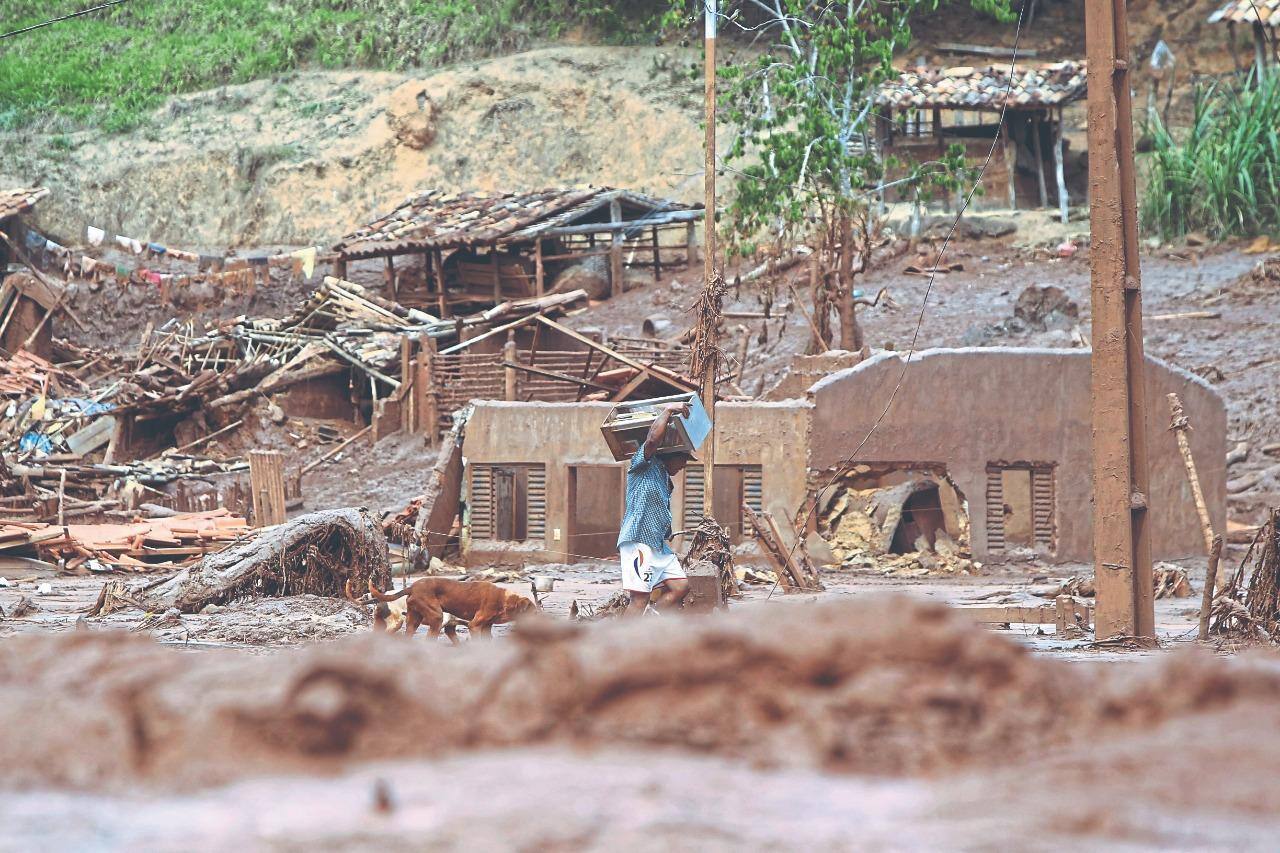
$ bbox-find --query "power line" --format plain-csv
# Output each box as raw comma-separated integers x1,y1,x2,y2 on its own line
0,0,133,41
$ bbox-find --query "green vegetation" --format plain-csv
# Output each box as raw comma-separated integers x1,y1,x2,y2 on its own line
665,0,1010,351
0,0,660,133
1141,73,1280,241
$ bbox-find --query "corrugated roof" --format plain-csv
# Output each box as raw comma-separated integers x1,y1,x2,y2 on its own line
0,187,49,222
1209,0,1280,25
334,187,700,259
876,61,1087,110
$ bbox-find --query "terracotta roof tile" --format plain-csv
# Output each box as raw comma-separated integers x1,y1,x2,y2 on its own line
875,61,1087,111
334,187,699,258
0,187,49,222
1209,0,1280,25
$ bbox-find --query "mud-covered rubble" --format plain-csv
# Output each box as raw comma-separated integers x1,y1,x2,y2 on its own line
146,595,373,647
818,471,977,576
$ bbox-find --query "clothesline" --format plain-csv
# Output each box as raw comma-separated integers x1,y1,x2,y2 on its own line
22,224,330,294
82,224,325,275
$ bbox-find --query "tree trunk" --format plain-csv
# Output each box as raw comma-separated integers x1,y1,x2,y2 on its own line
142,508,391,613
806,254,833,354
835,213,864,352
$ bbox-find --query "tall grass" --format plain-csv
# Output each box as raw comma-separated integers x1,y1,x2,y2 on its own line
1141,72,1280,241
0,1,660,133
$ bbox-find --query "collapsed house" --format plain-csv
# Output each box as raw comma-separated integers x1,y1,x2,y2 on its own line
458,348,1225,568
875,61,1086,219
331,187,703,314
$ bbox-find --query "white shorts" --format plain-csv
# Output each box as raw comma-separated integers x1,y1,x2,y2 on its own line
620,542,686,593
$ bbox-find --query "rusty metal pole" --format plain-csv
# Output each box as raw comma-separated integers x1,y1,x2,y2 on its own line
701,0,717,519
1086,0,1155,639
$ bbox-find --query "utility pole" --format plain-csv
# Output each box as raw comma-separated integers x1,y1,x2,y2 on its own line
701,0,717,519
1085,0,1154,639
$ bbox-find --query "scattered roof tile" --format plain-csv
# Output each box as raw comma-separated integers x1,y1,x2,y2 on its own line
1209,0,1280,25
0,187,49,222
875,61,1087,111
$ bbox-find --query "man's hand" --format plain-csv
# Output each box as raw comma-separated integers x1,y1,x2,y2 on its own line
642,401,689,459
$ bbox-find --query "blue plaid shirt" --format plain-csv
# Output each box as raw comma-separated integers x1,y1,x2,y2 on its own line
617,447,674,555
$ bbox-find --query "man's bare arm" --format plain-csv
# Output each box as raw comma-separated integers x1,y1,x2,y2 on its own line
642,402,690,459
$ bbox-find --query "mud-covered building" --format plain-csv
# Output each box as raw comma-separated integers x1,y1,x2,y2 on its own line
460,348,1226,567
875,61,1086,221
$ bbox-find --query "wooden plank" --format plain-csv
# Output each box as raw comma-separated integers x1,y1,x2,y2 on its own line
535,316,697,392
501,360,614,393
609,198,623,298
66,415,116,457
249,450,287,527
534,238,545,297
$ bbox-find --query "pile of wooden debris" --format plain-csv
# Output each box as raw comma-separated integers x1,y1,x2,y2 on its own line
1211,509,1280,641
0,508,247,573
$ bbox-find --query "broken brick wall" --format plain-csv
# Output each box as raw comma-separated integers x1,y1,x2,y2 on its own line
806,347,1226,562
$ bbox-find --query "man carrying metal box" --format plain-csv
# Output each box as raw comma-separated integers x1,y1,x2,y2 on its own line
617,401,695,615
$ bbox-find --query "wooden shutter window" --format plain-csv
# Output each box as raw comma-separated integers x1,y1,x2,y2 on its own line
1031,467,1055,549
741,465,764,534
985,466,1005,553
471,464,494,540
527,465,547,539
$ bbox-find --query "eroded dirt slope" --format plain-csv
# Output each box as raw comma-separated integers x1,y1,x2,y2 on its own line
0,47,707,248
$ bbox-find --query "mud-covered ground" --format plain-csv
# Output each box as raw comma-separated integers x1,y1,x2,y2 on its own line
3,594,1280,849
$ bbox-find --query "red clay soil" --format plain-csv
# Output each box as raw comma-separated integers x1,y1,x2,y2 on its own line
2,595,1279,793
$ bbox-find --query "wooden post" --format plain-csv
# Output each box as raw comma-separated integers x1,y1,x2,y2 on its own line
102,416,126,466
701,0,718,519
534,238,545,296
1031,113,1049,208
491,246,502,303
1198,535,1224,641
1167,392,1216,554
385,255,397,297
1086,0,1155,640
249,450,287,527
686,220,698,267
417,335,438,444
1054,108,1070,224
1003,116,1018,210
400,334,414,433
433,249,448,318
651,226,661,281
609,198,623,298
503,332,518,401
334,257,348,279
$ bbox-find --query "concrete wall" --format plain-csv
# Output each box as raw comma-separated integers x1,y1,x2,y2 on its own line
807,347,1227,562
462,400,811,565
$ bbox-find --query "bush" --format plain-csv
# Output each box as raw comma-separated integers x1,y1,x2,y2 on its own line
1141,72,1280,241
0,1,662,133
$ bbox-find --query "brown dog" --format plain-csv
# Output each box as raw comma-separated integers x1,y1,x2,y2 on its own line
345,579,461,638
365,578,536,643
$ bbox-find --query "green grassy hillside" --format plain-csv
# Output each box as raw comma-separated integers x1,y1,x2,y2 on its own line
0,0,657,133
